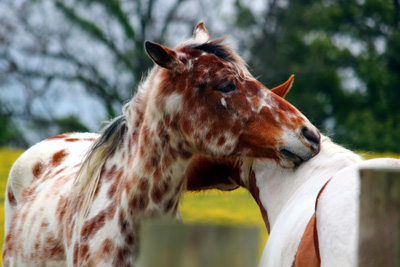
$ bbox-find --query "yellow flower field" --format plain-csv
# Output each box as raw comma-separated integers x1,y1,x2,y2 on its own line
0,148,398,264
0,148,25,264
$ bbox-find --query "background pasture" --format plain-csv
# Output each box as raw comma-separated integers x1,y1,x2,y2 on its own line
1,0,400,154
1,148,399,264
0,148,268,264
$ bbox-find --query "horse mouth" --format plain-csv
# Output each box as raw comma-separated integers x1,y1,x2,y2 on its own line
279,148,305,167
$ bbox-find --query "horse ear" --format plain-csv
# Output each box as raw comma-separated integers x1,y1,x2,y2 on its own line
193,21,210,43
145,41,185,73
271,75,295,98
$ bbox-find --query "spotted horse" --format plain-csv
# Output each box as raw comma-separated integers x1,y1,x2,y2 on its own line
3,22,320,266
186,80,400,267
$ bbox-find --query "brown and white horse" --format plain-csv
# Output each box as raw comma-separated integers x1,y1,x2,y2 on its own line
2,23,320,266
186,82,400,267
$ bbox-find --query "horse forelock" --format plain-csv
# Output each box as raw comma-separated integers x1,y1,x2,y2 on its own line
181,37,251,78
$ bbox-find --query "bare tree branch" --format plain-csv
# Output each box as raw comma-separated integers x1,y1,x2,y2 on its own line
0,0,207,144
160,0,187,42
55,1,137,74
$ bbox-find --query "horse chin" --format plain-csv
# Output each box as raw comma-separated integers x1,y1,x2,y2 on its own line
279,159,297,168
278,150,305,168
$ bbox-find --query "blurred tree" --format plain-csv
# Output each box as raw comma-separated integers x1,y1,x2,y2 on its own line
231,0,400,153
1,0,398,152
0,99,27,147
0,0,223,146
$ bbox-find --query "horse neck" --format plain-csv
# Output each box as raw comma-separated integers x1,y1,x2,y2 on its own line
105,73,192,221
248,136,363,230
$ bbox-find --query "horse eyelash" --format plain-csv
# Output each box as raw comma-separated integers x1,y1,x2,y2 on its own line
218,81,236,93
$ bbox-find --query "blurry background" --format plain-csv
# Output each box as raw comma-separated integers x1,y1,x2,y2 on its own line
0,0,399,262
1,0,399,152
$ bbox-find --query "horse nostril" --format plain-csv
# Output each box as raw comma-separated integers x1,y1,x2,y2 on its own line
301,126,320,146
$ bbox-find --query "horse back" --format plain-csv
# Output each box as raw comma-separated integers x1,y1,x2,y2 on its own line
3,132,97,266
316,158,400,267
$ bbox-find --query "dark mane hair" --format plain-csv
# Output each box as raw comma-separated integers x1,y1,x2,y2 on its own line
90,115,127,155
186,38,235,63
74,115,127,222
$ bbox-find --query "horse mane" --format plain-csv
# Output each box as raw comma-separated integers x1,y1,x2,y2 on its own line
74,114,127,222
186,38,236,63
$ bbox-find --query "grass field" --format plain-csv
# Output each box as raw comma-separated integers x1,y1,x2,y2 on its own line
0,148,399,264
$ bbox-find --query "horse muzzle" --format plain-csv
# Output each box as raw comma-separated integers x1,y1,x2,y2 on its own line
279,125,321,167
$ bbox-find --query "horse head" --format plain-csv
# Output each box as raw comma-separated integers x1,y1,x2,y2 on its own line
145,22,320,167
185,72,318,192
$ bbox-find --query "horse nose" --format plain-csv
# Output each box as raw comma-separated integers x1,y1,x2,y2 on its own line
301,126,320,155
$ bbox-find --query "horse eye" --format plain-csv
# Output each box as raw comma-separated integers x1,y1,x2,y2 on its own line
218,82,236,93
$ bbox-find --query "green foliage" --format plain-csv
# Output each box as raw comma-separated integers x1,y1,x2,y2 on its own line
28,115,90,138
54,116,90,133
0,112,15,146
339,110,400,152
233,0,256,28
233,0,400,152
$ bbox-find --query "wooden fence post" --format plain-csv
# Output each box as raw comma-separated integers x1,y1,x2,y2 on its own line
358,168,400,267
139,221,259,267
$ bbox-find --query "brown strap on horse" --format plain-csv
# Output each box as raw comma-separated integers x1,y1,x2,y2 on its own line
292,178,332,267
